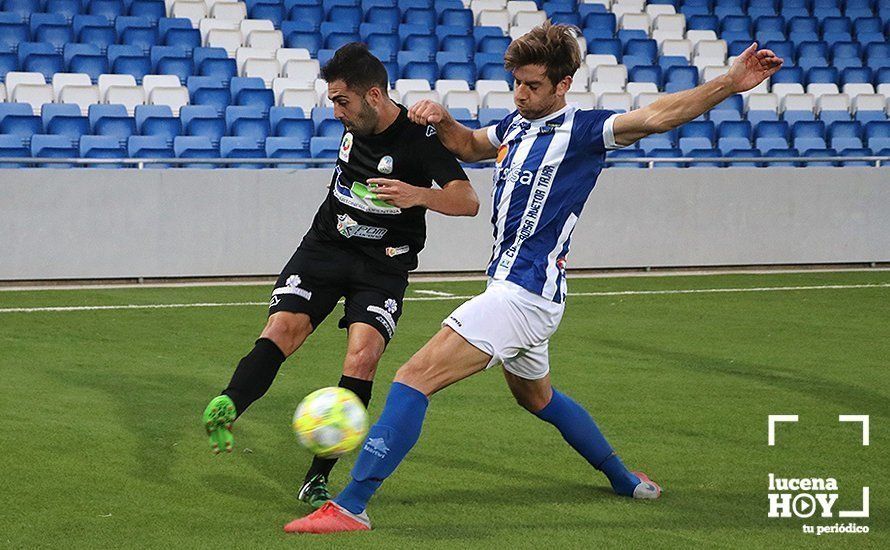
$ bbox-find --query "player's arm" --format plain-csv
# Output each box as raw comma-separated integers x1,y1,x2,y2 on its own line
408,101,498,162
612,43,783,147
369,178,479,216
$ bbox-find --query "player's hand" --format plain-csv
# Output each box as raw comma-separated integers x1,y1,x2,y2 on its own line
726,42,783,93
368,178,427,209
408,100,453,127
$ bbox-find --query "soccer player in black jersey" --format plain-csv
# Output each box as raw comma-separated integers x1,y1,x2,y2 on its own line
202,43,479,508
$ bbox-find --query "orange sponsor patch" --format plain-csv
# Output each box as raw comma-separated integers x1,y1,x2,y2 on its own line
496,144,508,164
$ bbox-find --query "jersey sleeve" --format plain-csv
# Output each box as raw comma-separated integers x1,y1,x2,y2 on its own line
485,110,520,147
418,126,469,187
574,109,623,153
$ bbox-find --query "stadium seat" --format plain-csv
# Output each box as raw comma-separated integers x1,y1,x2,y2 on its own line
0,134,30,167
151,46,194,85
188,76,231,115
173,135,219,168
180,104,226,145
41,103,89,140
108,45,151,84
269,106,312,146
220,135,265,168
0,99,42,137
80,135,127,167
88,104,136,145
135,104,181,144
265,136,310,167
226,105,271,143
31,134,77,168
309,135,340,164
230,77,274,113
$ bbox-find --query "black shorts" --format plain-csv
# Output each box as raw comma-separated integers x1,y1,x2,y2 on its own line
269,238,408,343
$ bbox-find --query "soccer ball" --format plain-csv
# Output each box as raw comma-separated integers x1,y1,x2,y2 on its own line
292,387,369,458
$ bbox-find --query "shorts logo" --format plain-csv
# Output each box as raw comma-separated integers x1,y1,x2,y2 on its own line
336,213,388,240
385,245,410,257
339,132,353,162
367,305,396,338
377,155,393,174
426,125,437,137
447,315,462,327
269,295,280,307
271,274,312,301
384,298,398,314
363,437,389,458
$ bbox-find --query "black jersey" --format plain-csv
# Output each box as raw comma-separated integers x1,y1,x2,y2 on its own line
305,104,468,273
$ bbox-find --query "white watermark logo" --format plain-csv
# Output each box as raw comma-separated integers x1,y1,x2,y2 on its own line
767,415,870,536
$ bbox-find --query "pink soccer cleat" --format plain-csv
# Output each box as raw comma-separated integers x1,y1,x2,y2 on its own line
283,501,371,534
631,471,662,499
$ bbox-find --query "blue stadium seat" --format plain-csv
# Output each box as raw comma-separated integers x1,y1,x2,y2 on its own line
587,38,622,59
0,134,30,167
805,66,837,84
364,6,399,32
80,135,126,167
127,135,174,168
173,135,218,168
63,45,106,83
187,76,230,115
196,54,237,84
30,14,72,52
629,65,661,85
226,105,270,143
401,60,437,85
725,148,763,167
269,106,312,148
309,135,340,163
717,120,752,139
639,135,674,153
801,148,838,166
478,107,509,127
837,148,873,166
265,136,310,167
118,17,158,54
360,22,392,40
771,65,803,84
840,66,872,85
88,104,136,145
665,66,698,90
289,5,324,30
181,104,225,144
73,15,116,53
783,110,816,125
130,0,166,23
403,34,436,58
605,148,644,168
755,120,790,151
151,46,193,85
89,0,125,24
366,32,399,58
439,7,472,28
747,110,780,127
791,120,827,152
162,21,201,53
624,39,657,63
477,35,509,55
251,2,284,29
402,7,435,32
313,107,343,138
0,102,41,138
41,103,89,140
763,148,802,167
0,16,27,54
220,136,265,168
439,33,473,60
718,136,752,155
865,121,890,153
324,30,360,49
230,77,274,113
108,44,151,83
31,134,77,168
819,109,852,126
18,42,63,80
135,104,181,144
647,148,684,168
686,148,723,167
709,110,743,126
713,94,744,113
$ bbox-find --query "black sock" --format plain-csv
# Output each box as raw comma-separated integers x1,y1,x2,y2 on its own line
222,338,287,417
304,375,373,482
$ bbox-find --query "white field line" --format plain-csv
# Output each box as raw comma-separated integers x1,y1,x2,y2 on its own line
0,283,888,314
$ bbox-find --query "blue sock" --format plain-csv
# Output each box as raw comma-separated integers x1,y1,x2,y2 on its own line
534,388,640,496
334,382,429,514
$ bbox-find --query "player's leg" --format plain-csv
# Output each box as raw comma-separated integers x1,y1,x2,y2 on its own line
502,360,661,499
284,326,491,533
203,241,342,454
299,322,385,507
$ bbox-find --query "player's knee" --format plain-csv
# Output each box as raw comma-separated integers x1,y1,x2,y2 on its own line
513,393,550,414
260,313,311,357
343,345,382,379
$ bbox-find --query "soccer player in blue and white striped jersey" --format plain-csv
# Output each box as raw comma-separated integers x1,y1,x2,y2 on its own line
285,23,782,533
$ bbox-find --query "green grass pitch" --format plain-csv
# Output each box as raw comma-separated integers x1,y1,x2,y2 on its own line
2,271,888,548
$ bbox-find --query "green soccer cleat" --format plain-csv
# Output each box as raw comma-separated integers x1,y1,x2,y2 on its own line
298,474,332,509
203,395,236,454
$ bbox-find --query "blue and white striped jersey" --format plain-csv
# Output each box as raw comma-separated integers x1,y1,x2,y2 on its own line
484,105,620,304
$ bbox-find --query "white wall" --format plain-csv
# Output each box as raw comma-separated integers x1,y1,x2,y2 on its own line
1,167,888,280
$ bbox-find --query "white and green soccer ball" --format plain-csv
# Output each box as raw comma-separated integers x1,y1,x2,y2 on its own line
292,387,369,458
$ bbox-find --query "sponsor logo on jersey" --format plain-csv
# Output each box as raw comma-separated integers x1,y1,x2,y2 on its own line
377,155,393,174
385,245,410,257
384,298,398,314
332,168,402,215
339,132,353,162
498,164,557,266
426,125,437,137
363,437,390,458
501,165,537,186
336,213,388,240
496,144,509,164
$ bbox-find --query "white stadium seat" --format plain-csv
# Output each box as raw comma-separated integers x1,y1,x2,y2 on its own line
244,58,281,85
276,48,311,69
211,1,247,22
402,90,440,107
13,83,54,114
701,65,730,82
586,54,618,68
172,1,207,26
105,86,146,115
851,94,886,113
51,73,92,101
142,74,181,98
589,81,625,95
816,94,850,113
745,93,778,112
634,92,664,109
592,64,627,86
620,13,650,32
247,30,284,50
477,10,510,32
5,71,45,99
571,65,590,91
282,59,319,84
565,91,596,109
199,18,238,43
273,77,313,102
625,81,659,97
842,83,875,98
693,39,727,59
512,11,546,28
395,78,430,97
661,39,692,60
505,1,538,17
483,90,515,109
240,19,275,41
598,92,632,112
236,47,274,73
149,86,190,115
207,29,243,55
470,0,506,18
687,30,719,46
444,90,480,116
0,83,6,102
651,29,684,44
780,93,815,113
98,74,137,101
770,83,805,101
806,83,840,98
59,86,99,115
435,79,470,98
279,88,317,110
648,6,678,19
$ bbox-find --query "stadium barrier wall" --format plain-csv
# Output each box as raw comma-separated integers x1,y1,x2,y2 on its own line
1,168,888,280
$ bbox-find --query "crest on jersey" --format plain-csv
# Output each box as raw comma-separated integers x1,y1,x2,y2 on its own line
339,132,353,162
496,144,509,164
377,155,393,174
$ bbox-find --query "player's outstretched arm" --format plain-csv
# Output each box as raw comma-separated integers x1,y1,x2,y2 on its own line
369,178,479,217
612,43,783,147
408,100,499,163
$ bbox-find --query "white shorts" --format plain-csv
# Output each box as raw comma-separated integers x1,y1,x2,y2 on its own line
442,280,565,380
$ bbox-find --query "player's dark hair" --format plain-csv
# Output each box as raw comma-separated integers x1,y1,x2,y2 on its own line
504,22,582,86
320,42,389,95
